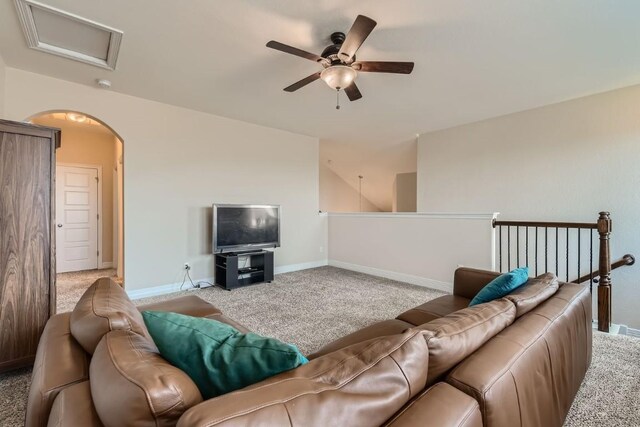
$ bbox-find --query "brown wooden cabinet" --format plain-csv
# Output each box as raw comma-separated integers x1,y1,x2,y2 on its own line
0,119,59,373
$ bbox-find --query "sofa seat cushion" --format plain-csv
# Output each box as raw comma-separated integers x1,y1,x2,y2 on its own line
90,330,203,427
26,313,90,427
420,298,516,385
384,382,482,427
308,319,414,359
138,295,222,318
177,329,430,427
505,272,559,317
70,278,150,354
47,381,102,427
397,295,471,326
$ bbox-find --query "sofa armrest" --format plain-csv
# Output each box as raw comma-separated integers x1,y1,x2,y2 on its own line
26,313,90,427
384,382,482,427
453,268,500,300
47,381,103,427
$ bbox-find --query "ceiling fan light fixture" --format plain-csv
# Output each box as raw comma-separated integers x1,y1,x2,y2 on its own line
320,65,357,90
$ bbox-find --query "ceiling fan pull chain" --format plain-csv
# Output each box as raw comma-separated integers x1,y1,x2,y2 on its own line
336,89,340,110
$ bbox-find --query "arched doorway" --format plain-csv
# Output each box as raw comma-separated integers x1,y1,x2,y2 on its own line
26,111,125,310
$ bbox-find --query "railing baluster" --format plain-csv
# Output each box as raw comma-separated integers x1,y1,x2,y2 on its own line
517,226,520,267
545,227,548,273
525,227,529,269
566,227,570,282
499,225,502,272
556,227,558,276
507,226,511,271
578,229,581,283
535,227,538,276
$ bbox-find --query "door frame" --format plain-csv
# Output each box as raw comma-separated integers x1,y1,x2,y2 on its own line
56,162,104,270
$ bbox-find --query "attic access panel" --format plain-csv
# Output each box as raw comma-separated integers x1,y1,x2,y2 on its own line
14,0,123,70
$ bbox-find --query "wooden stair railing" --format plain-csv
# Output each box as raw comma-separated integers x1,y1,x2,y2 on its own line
573,254,635,285
492,212,633,333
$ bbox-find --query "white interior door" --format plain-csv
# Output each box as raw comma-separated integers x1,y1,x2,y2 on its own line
56,165,99,273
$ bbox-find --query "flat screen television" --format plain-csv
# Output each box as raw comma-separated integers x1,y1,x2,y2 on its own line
213,204,280,252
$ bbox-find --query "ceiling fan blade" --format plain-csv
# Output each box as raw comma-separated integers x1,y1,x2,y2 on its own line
266,41,327,64
352,61,414,74
338,15,377,63
344,82,362,101
283,72,322,92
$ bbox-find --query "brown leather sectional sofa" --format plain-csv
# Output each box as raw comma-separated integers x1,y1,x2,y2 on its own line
26,267,591,427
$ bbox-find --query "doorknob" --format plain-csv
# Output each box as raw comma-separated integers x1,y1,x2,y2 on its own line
57,224,63,228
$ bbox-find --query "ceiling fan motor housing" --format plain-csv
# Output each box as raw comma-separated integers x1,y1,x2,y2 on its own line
321,32,354,66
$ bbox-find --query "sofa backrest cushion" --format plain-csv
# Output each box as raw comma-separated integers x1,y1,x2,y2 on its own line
177,329,429,427
505,272,559,317
420,298,516,385
90,330,202,427
70,277,150,354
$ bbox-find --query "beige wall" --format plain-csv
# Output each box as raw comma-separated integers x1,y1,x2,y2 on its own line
320,139,417,211
115,136,124,277
33,116,116,264
393,172,417,212
328,213,497,291
417,83,640,329
319,163,381,212
4,68,326,293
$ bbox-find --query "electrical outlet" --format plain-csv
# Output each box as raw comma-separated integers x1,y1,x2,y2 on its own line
184,263,191,271
320,246,324,253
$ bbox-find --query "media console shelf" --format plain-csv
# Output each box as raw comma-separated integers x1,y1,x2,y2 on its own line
214,250,274,290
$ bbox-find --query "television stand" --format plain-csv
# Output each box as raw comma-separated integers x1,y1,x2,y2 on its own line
214,250,274,290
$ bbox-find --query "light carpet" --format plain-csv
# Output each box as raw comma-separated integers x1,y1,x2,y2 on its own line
1,266,639,426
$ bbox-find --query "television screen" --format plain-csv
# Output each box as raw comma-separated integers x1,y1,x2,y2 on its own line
213,204,280,252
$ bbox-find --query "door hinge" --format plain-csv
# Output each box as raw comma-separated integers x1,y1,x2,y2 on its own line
95,176,99,182
97,251,100,256
97,214,100,220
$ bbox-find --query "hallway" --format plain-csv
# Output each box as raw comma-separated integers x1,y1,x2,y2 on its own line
56,269,118,313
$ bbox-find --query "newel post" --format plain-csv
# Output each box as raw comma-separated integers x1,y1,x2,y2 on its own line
597,212,612,332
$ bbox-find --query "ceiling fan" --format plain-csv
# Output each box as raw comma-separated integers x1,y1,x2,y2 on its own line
266,15,414,109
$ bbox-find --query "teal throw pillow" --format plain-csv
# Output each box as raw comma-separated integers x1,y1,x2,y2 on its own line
469,267,529,306
142,311,308,399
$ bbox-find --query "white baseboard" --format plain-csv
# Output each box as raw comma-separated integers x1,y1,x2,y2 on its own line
127,282,185,300
328,260,453,293
590,321,640,337
627,327,640,338
608,323,640,338
100,262,114,269
274,260,328,274
127,259,329,300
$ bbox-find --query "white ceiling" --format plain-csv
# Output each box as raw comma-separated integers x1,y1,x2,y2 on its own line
1,1,639,147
